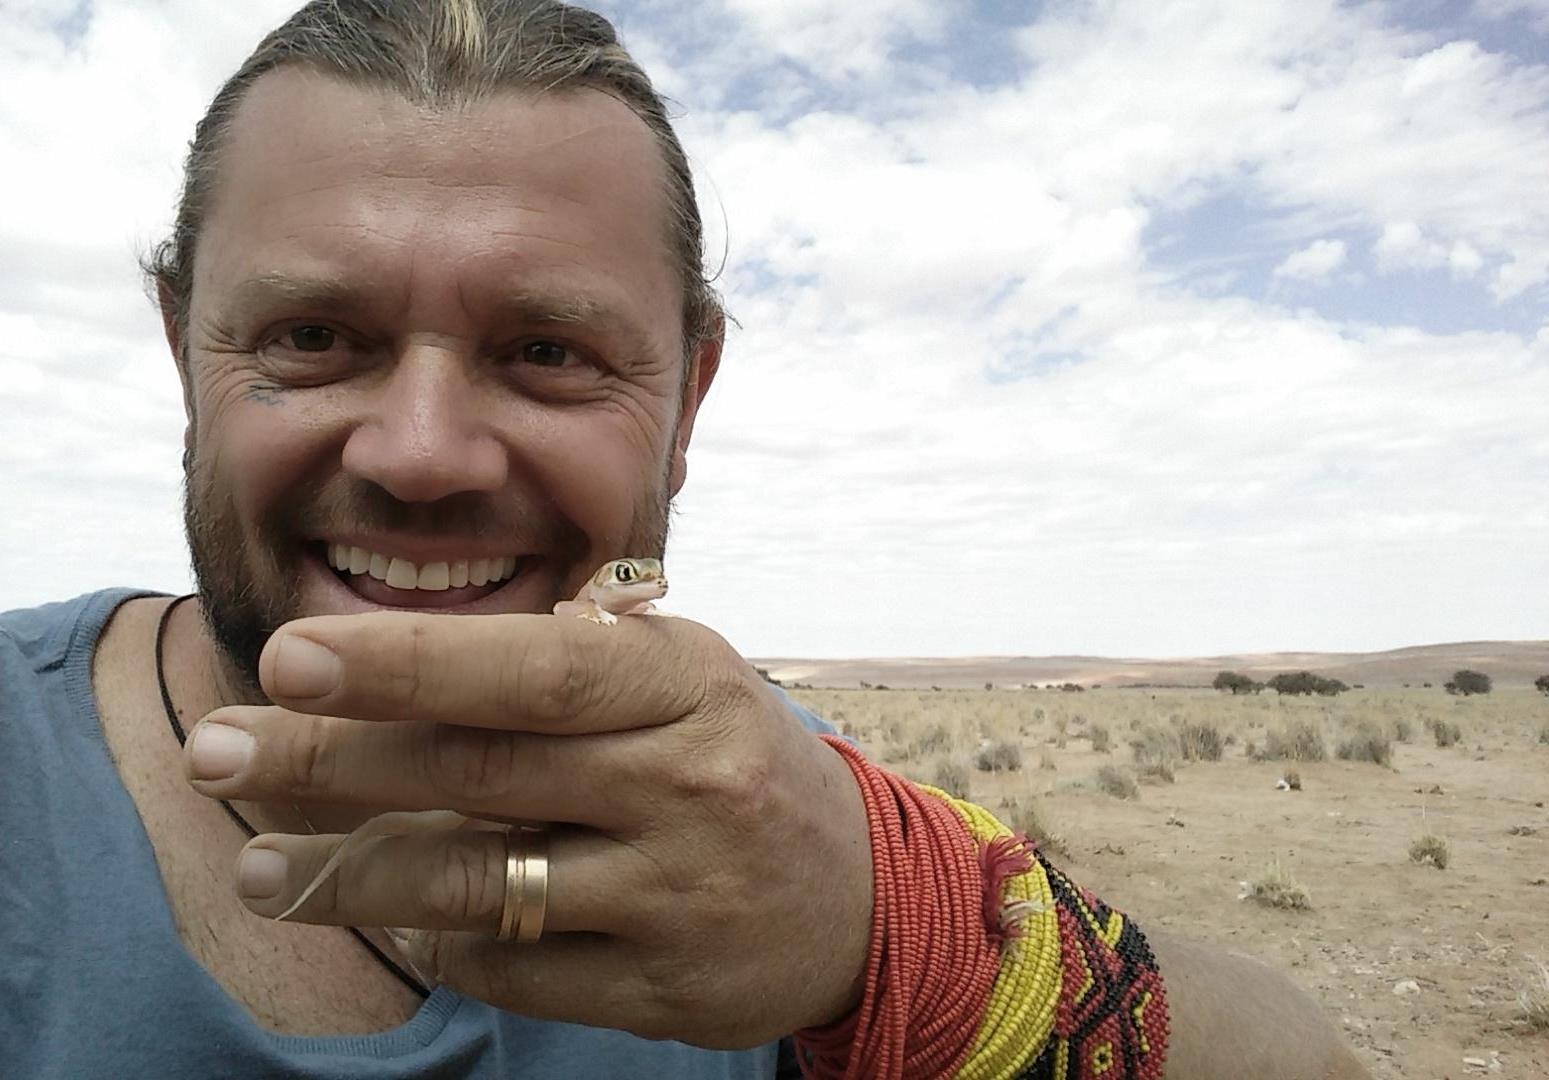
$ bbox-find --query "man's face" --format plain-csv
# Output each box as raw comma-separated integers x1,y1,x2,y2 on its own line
171,68,717,699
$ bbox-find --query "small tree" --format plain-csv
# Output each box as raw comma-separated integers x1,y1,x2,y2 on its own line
1213,671,1256,694
1535,674,1549,696
1446,670,1491,696
1267,671,1347,697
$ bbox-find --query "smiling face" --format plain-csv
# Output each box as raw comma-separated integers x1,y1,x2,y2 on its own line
169,66,719,699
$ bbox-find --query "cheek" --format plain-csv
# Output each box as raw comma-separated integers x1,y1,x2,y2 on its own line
527,415,667,536
196,377,320,522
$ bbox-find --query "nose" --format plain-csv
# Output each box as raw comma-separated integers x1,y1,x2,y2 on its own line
339,343,509,503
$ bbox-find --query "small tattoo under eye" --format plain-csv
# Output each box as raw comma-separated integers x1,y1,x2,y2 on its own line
244,384,286,406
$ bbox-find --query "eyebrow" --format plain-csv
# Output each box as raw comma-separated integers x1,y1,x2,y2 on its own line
223,272,662,358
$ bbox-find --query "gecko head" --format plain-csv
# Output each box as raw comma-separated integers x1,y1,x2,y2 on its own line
596,557,669,601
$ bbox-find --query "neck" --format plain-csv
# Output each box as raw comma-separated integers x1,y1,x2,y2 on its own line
159,595,383,836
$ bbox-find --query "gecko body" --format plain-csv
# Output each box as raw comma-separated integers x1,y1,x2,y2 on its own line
273,558,668,923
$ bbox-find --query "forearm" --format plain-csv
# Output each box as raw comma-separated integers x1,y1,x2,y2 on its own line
797,742,1369,1080
1148,930,1372,1080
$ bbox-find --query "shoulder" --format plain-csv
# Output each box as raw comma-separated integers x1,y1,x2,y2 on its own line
767,684,846,740
0,588,164,676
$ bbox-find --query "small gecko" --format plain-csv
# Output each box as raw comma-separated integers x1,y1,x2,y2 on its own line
273,557,669,923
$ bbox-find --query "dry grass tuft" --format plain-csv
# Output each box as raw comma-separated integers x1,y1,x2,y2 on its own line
1428,718,1463,748
1538,723,1549,746
1137,761,1176,784
1131,726,1180,771
1259,720,1328,762
1281,770,1302,790
997,797,1070,861
1244,861,1311,909
1517,957,1549,1032
1094,764,1139,800
1335,724,1393,767
1088,725,1112,754
1178,722,1224,761
1392,717,1414,743
929,758,971,800
1038,749,1058,771
909,723,952,759
1409,834,1450,869
975,739,1023,772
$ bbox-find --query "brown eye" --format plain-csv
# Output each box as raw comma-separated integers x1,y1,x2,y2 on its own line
288,326,335,352
521,341,570,367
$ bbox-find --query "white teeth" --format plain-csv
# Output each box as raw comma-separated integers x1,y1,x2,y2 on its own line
326,544,520,591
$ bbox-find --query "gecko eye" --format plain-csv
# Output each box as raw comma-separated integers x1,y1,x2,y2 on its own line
614,561,635,583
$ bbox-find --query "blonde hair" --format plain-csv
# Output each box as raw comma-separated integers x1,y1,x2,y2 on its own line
144,0,719,353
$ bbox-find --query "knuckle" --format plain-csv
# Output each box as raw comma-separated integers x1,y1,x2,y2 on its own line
277,723,338,793
511,633,598,725
665,738,770,817
415,839,502,925
426,723,517,800
387,618,435,715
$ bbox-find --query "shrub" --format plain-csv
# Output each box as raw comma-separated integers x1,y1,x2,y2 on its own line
1259,721,1328,762
1536,674,1549,697
1089,725,1112,754
1336,724,1393,767
1137,761,1175,784
930,758,971,800
1131,726,1180,770
997,797,1069,860
1446,669,1491,696
1409,834,1450,869
1392,717,1414,743
1094,765,1139,799
1266,671,1348,696
909,723,952,759
1244,862,1310,909
1539,724,1549,746
1281,770,1302,790
1518,957,1549,1032
975,739,1023,773
1213,670,1257,694
1038,749,1057,771
1428,718,1462,748
1178,722,1224,762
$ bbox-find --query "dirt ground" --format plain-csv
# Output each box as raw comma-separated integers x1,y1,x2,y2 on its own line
786,686,1549,1080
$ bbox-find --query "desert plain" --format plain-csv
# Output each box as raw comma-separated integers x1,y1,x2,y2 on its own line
763,643,1549,1080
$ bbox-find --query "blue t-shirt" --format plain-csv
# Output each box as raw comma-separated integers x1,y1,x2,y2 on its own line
0,588,835,1079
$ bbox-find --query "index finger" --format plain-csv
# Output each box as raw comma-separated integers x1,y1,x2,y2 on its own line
255,610,707,733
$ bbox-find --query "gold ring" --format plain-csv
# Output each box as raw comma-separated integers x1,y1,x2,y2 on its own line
496,830,525,942
515,829,549,943
496,828,550,943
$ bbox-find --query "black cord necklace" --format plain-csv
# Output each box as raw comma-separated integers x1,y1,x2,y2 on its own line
155,593,428,1000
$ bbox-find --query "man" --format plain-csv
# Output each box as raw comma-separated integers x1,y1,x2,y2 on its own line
0,1,1371,1077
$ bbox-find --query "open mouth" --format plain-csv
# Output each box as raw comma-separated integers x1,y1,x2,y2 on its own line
316,542,537,611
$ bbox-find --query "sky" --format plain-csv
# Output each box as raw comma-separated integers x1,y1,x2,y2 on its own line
1,0,1546,660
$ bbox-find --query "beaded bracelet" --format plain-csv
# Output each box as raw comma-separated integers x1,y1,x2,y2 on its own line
797,737,1170,1080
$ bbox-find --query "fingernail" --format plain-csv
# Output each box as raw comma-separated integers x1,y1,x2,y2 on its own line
273,635,341,698
189,723,254,780
238,847,288,899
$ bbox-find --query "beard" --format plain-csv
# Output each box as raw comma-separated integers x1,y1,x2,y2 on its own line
180,443,675,704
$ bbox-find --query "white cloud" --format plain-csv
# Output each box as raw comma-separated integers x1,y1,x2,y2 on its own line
1374,221,1448,272
3,0,1547,658
1273,239,1348,282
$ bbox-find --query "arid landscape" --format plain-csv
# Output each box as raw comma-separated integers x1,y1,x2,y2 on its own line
770,643,1549,1079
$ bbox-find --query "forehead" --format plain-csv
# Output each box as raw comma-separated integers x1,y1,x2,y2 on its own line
195,66,682,335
